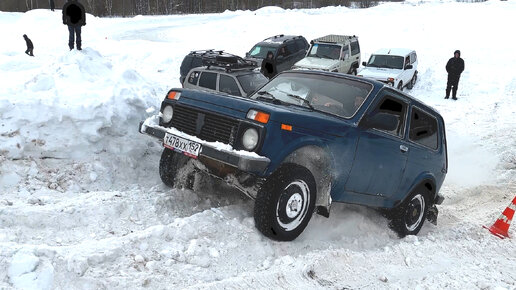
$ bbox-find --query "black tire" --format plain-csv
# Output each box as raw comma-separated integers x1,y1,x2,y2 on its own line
389,189,430,238
159,148,191,188
397,81,403,91
407,72,417,90
254,164,316,241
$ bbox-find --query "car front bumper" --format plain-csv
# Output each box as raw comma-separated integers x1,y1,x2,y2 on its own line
139,120,270,174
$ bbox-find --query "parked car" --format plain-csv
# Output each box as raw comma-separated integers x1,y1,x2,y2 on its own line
179,50,247,85
245,34,309,74
292,35,361,75
183,55,268,97
140,70,447,241
358,48,418,91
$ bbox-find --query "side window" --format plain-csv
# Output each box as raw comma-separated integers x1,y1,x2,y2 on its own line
368,96,407,137
350,41,360,55
295,39,307,51
188,71,200,85
286,42,298,55
219,75,241,96
198,72,217,90
409,107,438,149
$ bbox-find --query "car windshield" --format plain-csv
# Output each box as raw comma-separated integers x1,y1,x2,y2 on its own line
307,44,342,60
237,73,268,94
250,72,373,118
366,55,404,69
248,45,278,59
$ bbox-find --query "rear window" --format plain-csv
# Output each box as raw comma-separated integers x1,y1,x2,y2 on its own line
409,107,439,149
198,72,217,90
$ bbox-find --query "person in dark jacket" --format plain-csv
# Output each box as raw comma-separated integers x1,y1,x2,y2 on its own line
445,50,465,100
23,34,34,56
260,51,277,79
50,0,55,11
62,0,86,50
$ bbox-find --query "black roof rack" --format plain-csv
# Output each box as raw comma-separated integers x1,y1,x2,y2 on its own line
203,55,257,72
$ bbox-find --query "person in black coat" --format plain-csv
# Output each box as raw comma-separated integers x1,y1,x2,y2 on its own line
260,51,277,79
62,0,86,50
50,0,55,11
23,34,34,56
445,50,465,100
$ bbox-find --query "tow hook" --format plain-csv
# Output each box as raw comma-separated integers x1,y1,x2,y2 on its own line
427,205,438,225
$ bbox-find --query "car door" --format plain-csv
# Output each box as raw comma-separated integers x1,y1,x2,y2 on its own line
344,89,410,199
197,71,218,94
340,44,351,72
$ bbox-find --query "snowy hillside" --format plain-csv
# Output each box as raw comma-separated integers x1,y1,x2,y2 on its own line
1,1,515,289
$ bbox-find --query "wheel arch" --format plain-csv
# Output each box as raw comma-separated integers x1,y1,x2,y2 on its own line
397,174,437,207
278,145,333,217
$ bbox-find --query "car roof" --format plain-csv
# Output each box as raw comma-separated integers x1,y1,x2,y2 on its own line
256,35,304,46
372,48,415,57
312,34,358,44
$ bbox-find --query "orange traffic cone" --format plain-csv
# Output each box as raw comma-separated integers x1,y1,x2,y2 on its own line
483,195,516,239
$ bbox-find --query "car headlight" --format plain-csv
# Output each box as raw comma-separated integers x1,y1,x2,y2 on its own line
242,128,259,151
162,105,173,123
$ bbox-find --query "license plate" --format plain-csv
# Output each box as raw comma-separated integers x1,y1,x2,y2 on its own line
163,133,202,158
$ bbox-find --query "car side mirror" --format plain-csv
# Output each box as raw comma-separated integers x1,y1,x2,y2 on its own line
362,61,367,66
363,112,399,131
405,64,413,70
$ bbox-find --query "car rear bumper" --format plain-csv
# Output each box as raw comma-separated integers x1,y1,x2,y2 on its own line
139,121,270,174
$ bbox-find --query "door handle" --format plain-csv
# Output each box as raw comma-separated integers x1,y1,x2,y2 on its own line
400,145,409,153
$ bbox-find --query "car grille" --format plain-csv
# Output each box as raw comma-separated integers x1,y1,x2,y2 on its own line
170,104,239,145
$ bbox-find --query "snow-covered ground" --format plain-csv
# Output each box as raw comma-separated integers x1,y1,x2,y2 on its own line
1,1,515,289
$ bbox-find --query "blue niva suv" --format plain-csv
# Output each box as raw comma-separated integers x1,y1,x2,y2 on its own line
140,70,447,241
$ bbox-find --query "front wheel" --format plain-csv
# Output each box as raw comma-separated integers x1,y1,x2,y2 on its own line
254,164,316,241
389,190,429,237
159,148,192,188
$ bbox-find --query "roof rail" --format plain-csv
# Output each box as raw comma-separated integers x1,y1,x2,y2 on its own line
203,55,257,72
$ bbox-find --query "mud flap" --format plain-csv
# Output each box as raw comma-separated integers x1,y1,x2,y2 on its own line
427,205,439,225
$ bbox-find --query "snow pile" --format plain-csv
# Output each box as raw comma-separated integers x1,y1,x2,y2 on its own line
0,2,515,289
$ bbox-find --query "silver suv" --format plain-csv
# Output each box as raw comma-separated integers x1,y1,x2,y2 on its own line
182,56,268,97
293,35,361,75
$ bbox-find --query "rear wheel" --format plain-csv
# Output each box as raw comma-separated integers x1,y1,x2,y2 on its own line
389,189,430,237
159,148,191,188
254,164,316,241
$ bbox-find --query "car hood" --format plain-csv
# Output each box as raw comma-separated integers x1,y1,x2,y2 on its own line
358,67,401,81
294,57,339,70
175,89,354,137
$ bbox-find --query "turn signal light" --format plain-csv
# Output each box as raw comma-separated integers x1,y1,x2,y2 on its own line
167,91,181,100
281,124,292,131
247,110,270,124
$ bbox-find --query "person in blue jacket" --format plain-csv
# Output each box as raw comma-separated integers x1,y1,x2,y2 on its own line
62,0,86,50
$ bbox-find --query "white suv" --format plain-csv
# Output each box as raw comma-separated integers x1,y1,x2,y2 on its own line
292,35,361,75
358,48,418,91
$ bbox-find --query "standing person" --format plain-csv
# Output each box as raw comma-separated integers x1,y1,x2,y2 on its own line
49,0,55,11
62,0,86,50
23,34,34,56
445,50,464,100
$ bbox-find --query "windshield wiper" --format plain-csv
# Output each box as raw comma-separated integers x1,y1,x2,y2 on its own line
286,94,314,110
257,91,282,105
